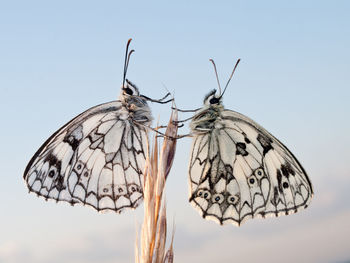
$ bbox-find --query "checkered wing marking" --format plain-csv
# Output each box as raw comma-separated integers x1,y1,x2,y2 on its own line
24,101,148,213
189,109,313,226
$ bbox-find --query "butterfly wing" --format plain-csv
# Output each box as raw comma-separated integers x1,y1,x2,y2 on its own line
189,109,313,226
24,101,149,213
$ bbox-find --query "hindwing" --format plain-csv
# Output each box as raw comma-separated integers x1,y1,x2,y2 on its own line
189,109,313,226
24,101,149,213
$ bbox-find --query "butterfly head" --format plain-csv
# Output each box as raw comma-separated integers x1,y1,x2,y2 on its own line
119,79,147,107
122,79,140,97
204,89,222,106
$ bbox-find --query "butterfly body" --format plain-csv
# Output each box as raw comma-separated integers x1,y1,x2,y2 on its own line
188,81,313,226
118,83,152,124
190,106,224,133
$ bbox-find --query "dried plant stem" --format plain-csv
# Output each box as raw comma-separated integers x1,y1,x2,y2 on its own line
135,109,178,263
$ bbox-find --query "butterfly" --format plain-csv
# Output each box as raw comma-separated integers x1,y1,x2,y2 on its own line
188,59,313,226
23,39,171,213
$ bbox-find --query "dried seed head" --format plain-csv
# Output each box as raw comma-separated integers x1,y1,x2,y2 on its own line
161,109,178,179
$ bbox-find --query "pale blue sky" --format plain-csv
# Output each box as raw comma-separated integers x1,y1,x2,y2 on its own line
1,1,350,262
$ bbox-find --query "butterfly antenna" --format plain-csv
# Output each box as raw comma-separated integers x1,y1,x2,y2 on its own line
125,49,135,76
123,38,133,88
209,59,222,95
220,59,240,99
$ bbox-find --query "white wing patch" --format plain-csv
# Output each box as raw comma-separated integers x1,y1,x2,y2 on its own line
24,101,149,213
189,109,313,226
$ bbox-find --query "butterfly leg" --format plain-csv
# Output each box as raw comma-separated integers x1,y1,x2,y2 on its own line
155,123,184,129
138,122,190,140
171,106,201,112
175,133,192,139
156,133,192,139
140,92,173,104
157,92,172,102
173,116,194,124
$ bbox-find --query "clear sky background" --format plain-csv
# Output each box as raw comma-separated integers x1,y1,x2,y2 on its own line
1,1,349,262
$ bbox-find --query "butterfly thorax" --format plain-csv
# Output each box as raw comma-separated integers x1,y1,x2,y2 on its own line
190,104,224,133
119,94,153,125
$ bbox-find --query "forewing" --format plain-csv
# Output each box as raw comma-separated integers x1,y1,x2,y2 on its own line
24,101,149,213
189,109,313,226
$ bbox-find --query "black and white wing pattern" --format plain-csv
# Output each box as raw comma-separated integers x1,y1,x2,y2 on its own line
189,107,313,226
24,101,150,213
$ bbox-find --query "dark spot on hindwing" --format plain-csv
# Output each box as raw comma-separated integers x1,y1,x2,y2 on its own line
55,175,65,191
63,136,80,151
271,186,279,206
63,125,83,151
257,134,273,155
226,173,235,183
45,154,61,168
43,154,65,191
44,154,62,180
281,164,289,177
225,165,234,182
242,132,251,144
278,163,294,191
276,170,283,193
48,170,55,178
236,142,248,156
281,163,295,177
283,182,289,188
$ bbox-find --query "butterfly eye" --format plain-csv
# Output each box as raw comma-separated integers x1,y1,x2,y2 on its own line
209,97,220,104
212,193,224,204
124,87,133,95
